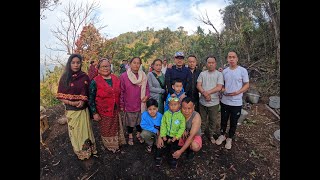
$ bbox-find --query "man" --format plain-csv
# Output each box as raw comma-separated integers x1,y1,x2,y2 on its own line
215,51,249,149
120,59,128,74
165,52,192,101
161,58,168,74
197,56,224,144
172,97,202,160
187,55,202,112
109,58,114,73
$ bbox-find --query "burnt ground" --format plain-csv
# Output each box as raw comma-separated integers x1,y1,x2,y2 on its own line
40,97,280,180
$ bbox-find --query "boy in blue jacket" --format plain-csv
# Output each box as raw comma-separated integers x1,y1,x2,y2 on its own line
140,98,163,153
164,79,186,112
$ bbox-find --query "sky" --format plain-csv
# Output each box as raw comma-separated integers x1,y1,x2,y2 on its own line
40,0,229,76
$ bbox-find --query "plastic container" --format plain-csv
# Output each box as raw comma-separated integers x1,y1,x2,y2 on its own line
246,93,260,104
269,96,280,109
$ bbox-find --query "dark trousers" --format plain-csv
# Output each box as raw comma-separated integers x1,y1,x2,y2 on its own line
220,102,242,138
155,136,179,162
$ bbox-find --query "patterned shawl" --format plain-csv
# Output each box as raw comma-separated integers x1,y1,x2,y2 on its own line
56,71,90,101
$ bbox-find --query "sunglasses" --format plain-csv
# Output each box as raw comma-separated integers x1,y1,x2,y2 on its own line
175,56,184,59
168,97,179,102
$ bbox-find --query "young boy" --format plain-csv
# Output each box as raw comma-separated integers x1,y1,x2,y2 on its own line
140,98,163,153
164,79,186,112
155,96,186,168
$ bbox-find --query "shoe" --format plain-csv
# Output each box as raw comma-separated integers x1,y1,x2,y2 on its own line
145,145,152,153
155,157,162,167
169,159,178,169
210,137,216,144
128,137,134,145
225,138,232,149
136,134,145,144
215,135,226,145
186,150,195,160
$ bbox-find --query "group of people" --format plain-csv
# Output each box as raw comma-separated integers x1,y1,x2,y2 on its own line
56,50,249,169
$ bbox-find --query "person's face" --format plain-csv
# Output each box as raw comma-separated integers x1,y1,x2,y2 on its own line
188,57,197,70
147,105,158,117
172,82,183,94
227,52,238,67
153,60,162,72
130,58,141,72
169,100,180,112
174,56,184,67
181,101,194,118
70,57,81,72
98,60,111,77
163,60,167,65
123,61,127,65
206,57,217,71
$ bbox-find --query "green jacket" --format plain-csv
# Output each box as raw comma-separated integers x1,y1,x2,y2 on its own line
160,110,186,139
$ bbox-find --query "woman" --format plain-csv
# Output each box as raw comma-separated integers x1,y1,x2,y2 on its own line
147,59,166,114
88,60,98,81
89,58,126,153
56,54,97,160
120,57,150,145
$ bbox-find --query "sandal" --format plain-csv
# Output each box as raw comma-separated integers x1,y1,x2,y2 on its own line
146,145,152,153
136,134,145,144
210,137,216,144
128,137,134,145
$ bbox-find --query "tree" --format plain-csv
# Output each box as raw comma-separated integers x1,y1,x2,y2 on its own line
198,11,224,68
74,23,105,63
40,0,60,19
48,0,105,56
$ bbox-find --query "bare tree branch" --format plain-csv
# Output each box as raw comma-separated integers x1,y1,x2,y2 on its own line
50,0,102,56
197,10,223,67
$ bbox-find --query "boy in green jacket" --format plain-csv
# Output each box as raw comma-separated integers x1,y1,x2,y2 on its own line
155,96,186,168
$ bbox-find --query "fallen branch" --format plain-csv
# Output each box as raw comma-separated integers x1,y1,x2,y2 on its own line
266,120,280,125
81,168,99,180
264,104,280,120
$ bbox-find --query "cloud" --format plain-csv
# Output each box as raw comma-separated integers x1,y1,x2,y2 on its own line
40,0,228,60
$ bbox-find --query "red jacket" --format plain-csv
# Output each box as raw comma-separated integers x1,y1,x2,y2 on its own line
94,74,120,117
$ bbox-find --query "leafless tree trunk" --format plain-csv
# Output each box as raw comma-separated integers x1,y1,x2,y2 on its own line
198,11,223,68
47,0,103,55
264,0,280,76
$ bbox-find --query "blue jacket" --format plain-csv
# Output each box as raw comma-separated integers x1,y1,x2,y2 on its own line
165,65,192,96
140,111,162,134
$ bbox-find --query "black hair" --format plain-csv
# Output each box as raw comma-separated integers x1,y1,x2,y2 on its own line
181,96,194,105
187,55,197,60
61,54,83,88
129,57,142,64
205,55,217,63
90,60,95,64
146,98,158,108
152,58,162,66
227,50,238,58
172,79,183,85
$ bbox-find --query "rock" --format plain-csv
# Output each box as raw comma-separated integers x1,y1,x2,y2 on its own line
57,116,68,125
40,106,46,114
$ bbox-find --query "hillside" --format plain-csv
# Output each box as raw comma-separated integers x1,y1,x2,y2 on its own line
40,96,280,179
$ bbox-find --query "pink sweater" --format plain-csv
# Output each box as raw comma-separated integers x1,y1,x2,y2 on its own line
120,72,150,112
